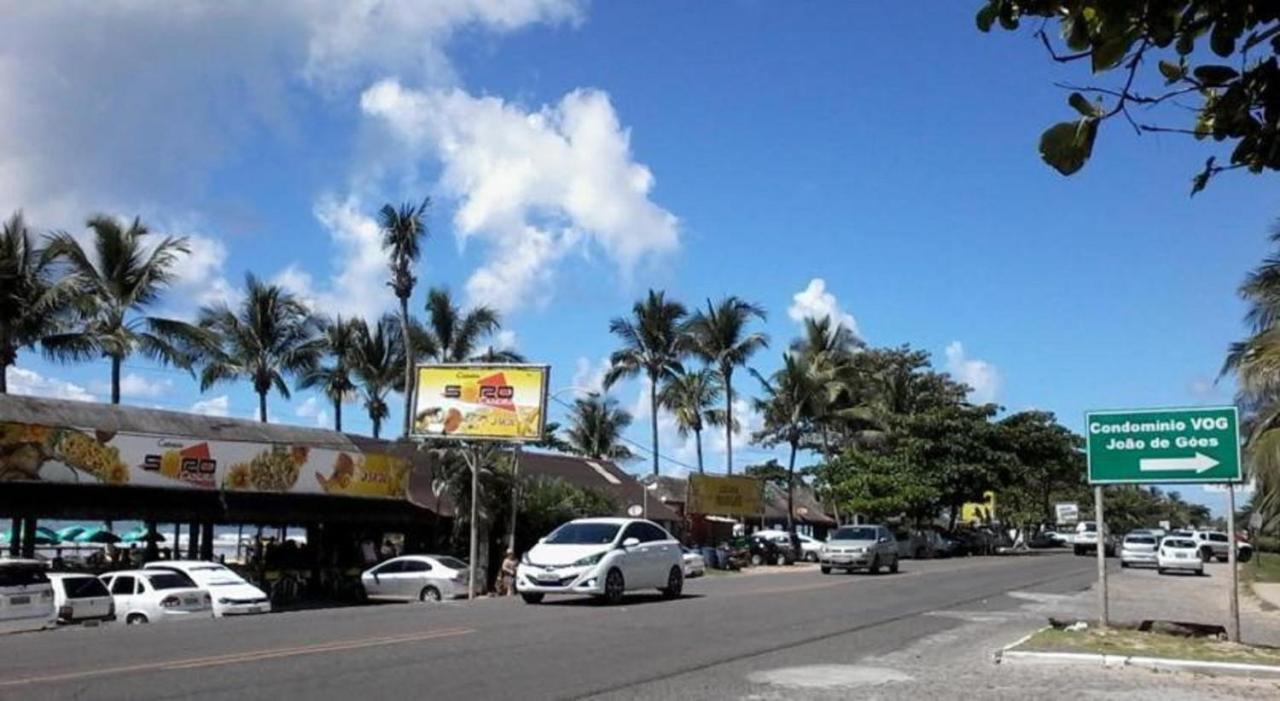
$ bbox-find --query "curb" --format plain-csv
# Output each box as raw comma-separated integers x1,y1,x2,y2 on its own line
994,648,1280,679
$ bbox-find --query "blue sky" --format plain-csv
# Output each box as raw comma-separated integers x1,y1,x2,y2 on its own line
1,2,1272,514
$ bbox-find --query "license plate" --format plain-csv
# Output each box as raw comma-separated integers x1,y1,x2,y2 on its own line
9,596,30,605
183,597,198,605
249,606,262,613
1176,553,1187,559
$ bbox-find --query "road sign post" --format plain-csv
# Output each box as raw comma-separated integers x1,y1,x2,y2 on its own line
1095,485,1108,628
1227,483,1240,643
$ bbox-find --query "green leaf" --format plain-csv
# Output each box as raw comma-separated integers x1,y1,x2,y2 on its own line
1176,33,1195,56
1190,157,1215,196
1210,23,1235,58
1091,35,1130,73
975,4,998,33
1193,65,1238,86
1039,119,1098,176
1068,92,1101,118
1158,60,1184,83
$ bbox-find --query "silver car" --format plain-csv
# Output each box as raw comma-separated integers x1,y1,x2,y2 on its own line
1120,533,1158,568
819,525,899,574
361,555,469,602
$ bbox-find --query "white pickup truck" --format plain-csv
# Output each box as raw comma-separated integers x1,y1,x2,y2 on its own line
1181,530,1254,563
1072,521,1116,557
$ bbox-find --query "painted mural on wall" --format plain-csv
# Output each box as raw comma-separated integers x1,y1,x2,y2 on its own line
0,421,408,500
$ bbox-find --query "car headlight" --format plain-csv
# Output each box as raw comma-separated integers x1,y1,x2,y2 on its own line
521,552,531,565
218,598,231,605
573,552,605,567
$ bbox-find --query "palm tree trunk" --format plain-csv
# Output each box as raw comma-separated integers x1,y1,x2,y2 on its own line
694,427,704,473
258,391,268,423
787,438,797,537
649,376,660,476
372,415,382,440
400,296,413,439
723,367,734,475
110,355,122,405
0,359,8,394
333,398,342,432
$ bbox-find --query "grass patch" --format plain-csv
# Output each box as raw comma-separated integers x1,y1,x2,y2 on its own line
1244,554,1280,584
1014,627,1280,666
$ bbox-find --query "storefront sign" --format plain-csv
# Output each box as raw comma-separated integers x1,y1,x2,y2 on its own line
687,474,764,517
411,365,549,442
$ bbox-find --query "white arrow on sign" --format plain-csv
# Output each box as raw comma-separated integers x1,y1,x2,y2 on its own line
1138,452,1219,474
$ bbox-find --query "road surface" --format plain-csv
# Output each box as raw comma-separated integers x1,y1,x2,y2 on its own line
0,553,1101,700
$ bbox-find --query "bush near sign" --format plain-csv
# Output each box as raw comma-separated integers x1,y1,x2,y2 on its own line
1085,406,1241,485
687,474,764,517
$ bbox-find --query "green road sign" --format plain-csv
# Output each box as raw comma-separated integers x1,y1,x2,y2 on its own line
1086,406,1241,485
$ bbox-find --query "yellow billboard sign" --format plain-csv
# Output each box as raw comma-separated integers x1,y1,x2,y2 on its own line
961,491,996,524
687,474,764,517
411,365,549,442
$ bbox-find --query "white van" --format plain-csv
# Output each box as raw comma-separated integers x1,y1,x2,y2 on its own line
0,559,57,634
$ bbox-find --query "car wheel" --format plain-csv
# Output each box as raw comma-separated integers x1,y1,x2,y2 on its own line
602,568,625,605
1200,547,1213,563
1120,561,1129,569
1239,549,1253,563
1216,556,1229,563
1197,569,1208,577
889,557,899,574
820,565,831,574
775,553,788,566
126,613,148,625
805,552,819,563
1074,546,1084,556
750,553,765,567
661,566,683,599
419,586,442,603
520,592,544,604
869,556,881,575
1157,567,1166,575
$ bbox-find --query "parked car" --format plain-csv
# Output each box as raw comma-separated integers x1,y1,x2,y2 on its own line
98,569,213,624
895,529,945,559
1119,533,1159,569
1187,530,1254,563
361,555,470,602
681,547,706,578
0,559,56,634
1028,530,1063,549
1073,521,1116,557
144,561,270,616
754,530,822,562
1157,537,1205,576
47,572,115,624
735,534,798,566
516,518,683,605
819,525,899,574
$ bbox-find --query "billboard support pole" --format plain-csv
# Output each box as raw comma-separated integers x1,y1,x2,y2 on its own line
1095,485,1109,628
508,444,521,552
465,445,480,601
1227,481,1240,643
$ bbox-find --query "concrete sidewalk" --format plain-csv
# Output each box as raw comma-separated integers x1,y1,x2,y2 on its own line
1254,582,1280,610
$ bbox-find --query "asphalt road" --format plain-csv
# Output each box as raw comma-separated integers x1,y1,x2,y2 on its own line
0,553,1098,700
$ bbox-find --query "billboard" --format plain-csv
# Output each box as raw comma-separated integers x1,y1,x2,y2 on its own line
687,474,764,517
960,491,996,524
411,364,549,442
0,421,410,499
1055,502,1080,526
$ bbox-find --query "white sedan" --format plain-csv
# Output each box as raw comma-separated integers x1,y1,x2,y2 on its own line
361,555,470,602
1157,537,1205,576
144,561,270,617
682,547,706,578
516,518,684,605
99,570,213,624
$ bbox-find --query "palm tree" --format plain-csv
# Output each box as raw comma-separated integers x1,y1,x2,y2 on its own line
379,199,429,438
298,316,360,431
0,212,77,393
415,287,507,363
565,393,634,460
351,315,404,439
42,215,205,404
792,316,861,460
604,290,687,475
686,296,769,474
658,367,720,473
198,274,323,422
751,353,819,538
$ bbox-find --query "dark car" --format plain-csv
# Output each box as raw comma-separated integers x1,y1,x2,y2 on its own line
731,535,797,566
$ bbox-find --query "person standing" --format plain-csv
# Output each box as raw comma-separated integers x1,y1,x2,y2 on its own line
499,550,518,596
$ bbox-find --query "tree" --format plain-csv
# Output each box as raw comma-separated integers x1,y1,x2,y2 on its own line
686,296,768,474
351,315,404,439
751,353,820,538
604,290,688,475
298,316,360,432
43,215,204,404
379,199,429,438
791,316,861,460
993,410,1087,545
824,449,940,524
529,420,573,453
658,367,720,473
415,287,506,363
564,393,634,460
975,1,1280,192
744,459,790,490
0,212,76,393
198,274,323,422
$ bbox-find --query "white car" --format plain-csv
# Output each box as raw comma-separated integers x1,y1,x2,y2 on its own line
1119,533,1158,569
99,569,214,624
682,547,706,578
755,530,822,562
1186,530,1254,563
516,518,683,605
144,561,270,617
47,572,115,624
1156,537,1205,576
0,559,56,634
360,555,470,602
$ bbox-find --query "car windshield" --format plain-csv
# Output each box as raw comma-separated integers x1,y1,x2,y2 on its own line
182,566,243,585
145,572,196,590
1125,536,1155,545
0,565,48,587
545,522,621,545
434,557,468,570
61,576,109,598
830,527,878,541
1164,539,1196,549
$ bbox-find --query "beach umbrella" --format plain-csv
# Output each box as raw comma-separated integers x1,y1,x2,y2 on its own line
0,526,60,545
73,528,121,544
56,525,88,542
121,527,165,543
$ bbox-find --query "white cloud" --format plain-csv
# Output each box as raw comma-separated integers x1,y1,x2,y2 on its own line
295,395,330,428
944,341,1001,404
570,356,612,395
167,232,239,311
1188,376,1227,403
89,373,172,399
788,278,859,338
361,81,680,313
5,367,96,402
190,395,230,417
494,329,518,351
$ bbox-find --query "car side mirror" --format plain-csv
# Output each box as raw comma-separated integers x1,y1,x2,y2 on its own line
622,537,640,549
878,537,890,543
538,537,546,544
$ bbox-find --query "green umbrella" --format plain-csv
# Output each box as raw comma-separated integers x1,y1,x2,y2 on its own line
56,525,87,542
120,527,165,543
0,526,60,545
73,528,121,544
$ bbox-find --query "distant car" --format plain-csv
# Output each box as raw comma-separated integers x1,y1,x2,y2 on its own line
754,530,822,562
1157,537,1205,576
516,518,683,605
1187,530,1253,563
144,561,269,616
682,547,706,578
361,555,470,602
819,525,899,574
0,559,56,634
1120,533,1159,569
1073,521,1116,556
99,569,212,624
1028,531,1063,549
47,572,115,624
